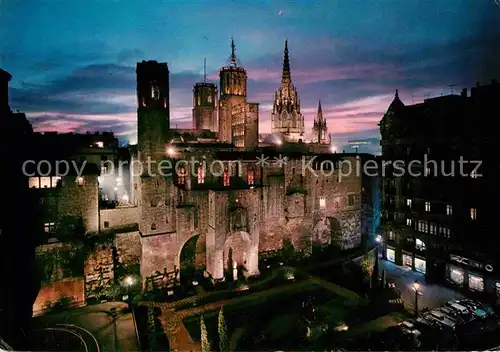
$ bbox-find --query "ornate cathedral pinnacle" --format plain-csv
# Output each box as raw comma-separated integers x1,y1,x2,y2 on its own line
317,100,323,119
282,39,291,83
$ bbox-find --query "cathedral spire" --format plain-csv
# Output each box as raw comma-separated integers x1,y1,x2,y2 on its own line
282,39,291,83
317,100,323,119
395,89,399,99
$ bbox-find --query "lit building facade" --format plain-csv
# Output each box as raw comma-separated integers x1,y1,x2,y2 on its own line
380,83,500,300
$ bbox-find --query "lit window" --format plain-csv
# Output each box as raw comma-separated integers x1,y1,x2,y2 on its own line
418,220,428,233
319,197,326,209
429,223,437,235
407,199,412,208
446,204,452,215
470,208,477,220
425,201,430,212
40,177,51,188
96,141,104,148
77,177,84,186
197,166,205,184
416,238,426,251
29,177,40,188
44,222,55,233
406,218,412,226
178,167,186,185
440,226,451,238
247,167,255,185
348,194,354,207
223,166,230,186
51,176,61,187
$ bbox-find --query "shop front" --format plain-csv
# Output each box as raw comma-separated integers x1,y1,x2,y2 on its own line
386,246,395,263
402,251,413,269
415,256,426,274
446,254,498,296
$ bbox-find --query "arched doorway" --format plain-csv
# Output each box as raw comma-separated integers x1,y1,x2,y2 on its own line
223,231,251,280
179,234,199,285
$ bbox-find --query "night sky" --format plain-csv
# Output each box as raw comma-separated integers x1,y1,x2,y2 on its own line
2,0,500,151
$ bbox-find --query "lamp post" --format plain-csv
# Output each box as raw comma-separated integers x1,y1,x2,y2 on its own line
412,280,423,317
124,276,134,308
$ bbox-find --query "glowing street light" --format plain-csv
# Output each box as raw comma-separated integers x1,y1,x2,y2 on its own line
124,276,134,308
376,234,382,243
330,145,336,153
166,146,175,156
412,280,423,317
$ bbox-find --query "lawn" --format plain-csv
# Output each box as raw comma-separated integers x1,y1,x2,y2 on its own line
183,283,358,351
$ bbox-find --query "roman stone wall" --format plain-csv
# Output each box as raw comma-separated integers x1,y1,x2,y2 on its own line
100,206,139,230
84,242,114,299
32,278,85,316
57,175,99,233
114,231,141,268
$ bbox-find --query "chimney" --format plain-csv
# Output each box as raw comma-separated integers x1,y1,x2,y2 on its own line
461,88,467,97
0,68,12,113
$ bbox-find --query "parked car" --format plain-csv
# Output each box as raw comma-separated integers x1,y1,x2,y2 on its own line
437,307,465,325
429,310,457,330
445,301,471,317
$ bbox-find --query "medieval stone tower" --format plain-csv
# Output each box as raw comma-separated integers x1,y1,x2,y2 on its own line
192,59,218,132
271,40,305,142
136,61,176,247
136,60,170,162
218,39,259,148
218,39,248,143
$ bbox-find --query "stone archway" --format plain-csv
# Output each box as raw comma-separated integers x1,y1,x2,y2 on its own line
178,234,202,284
223,231,252,279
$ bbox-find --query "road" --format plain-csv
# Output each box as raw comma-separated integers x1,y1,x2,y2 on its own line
379,258,464,312
34,302,139,352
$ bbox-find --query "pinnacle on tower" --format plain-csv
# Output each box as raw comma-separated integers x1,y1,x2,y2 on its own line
395,89,399,98
229,38,238,66
317,100,322,118
282,39,291,83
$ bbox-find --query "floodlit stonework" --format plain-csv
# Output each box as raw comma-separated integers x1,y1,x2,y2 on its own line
30,40,379,313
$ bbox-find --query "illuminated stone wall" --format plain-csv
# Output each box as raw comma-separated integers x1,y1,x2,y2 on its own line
100,206,139,230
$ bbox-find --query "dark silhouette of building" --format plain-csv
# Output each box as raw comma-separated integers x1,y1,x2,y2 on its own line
0,68,38,346
379,81,500,300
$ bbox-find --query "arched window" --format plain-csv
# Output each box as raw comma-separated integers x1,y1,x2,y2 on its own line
247,166,255,185
178,166,186,185
197,165,205,184
223,166,230,186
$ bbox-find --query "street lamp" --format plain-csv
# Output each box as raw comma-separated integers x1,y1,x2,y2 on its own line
124,276,134,307
412,280,423,317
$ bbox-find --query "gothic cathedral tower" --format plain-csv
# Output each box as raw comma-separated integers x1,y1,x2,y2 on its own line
312,100,331,144
192,59,218,132
218,39,248,143
271,40,305,142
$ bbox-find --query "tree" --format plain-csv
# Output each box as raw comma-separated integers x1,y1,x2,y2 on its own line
360,252,375,288
218,308,229,352
200,315,210,352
